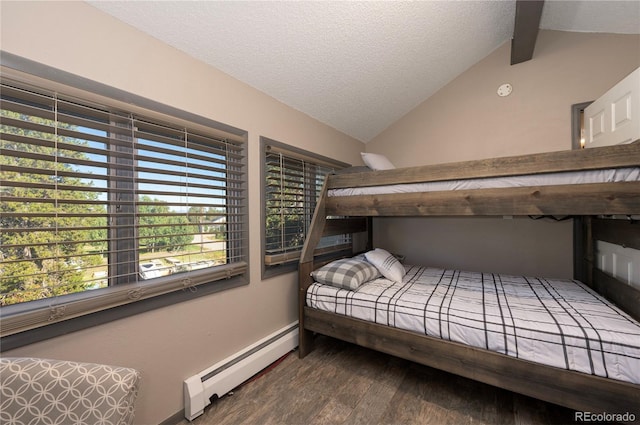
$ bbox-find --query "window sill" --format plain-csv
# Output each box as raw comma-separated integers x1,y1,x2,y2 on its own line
1,273,248,352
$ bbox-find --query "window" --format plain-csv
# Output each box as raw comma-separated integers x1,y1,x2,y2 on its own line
0,67,247,341
261,137,350,278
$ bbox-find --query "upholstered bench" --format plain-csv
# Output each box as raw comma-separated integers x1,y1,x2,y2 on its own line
0,357,141,425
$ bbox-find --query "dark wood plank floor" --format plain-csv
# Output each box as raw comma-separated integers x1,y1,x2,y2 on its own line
179,335,577,425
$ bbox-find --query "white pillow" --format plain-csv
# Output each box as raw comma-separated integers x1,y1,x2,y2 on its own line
365,248,405,282
361,152,395,170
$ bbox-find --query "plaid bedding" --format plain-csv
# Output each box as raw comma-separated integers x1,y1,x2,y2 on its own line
307,265,640,384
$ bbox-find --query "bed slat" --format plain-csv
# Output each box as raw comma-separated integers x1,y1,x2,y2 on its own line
326,182,640,216
323,217,367,237
592,217,640,251
591,268,640,321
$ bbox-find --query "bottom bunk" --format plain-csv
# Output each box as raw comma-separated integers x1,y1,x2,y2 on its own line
302,308,640,416
307,264,640,386
298,219,640,416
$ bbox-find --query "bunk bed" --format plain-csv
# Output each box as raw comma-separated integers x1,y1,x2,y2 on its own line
298,141,640,415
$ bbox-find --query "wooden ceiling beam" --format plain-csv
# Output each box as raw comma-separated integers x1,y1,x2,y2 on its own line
510,0,545,65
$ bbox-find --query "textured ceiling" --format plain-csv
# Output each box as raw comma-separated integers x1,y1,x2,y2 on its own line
87,1,640,143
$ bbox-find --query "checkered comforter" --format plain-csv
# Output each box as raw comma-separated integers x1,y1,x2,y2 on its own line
307,265,640,385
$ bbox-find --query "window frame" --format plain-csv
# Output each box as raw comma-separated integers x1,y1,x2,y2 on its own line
260,137,350,279
0,52,249,351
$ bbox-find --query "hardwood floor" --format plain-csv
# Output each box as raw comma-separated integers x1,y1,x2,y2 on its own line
178,335,576,425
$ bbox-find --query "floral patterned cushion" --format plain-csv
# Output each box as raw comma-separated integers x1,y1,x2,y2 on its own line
0,357,141,425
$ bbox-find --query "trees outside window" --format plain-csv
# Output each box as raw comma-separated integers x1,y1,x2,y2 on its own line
261,138,350,278
1,77,247,338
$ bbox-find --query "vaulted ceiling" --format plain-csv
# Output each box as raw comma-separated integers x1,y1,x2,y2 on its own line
87,1,640,143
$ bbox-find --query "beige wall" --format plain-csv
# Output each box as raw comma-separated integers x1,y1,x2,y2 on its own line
3,3,640,421
0,2,364,424
369,30,640,278
369,30,640,165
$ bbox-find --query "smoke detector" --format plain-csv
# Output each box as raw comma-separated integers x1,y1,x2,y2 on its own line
497,83,512,97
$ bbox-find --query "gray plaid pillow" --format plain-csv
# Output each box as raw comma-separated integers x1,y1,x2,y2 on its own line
311,257,381,290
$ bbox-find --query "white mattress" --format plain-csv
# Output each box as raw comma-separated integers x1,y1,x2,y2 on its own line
307,265,640,385
328,167,640,197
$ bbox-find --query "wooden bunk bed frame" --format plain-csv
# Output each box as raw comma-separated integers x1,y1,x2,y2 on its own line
298,141,640,415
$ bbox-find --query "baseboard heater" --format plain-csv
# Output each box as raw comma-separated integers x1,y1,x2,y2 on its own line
183,321,299,421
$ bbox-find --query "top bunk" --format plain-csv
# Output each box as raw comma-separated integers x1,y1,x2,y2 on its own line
324,141,640,217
